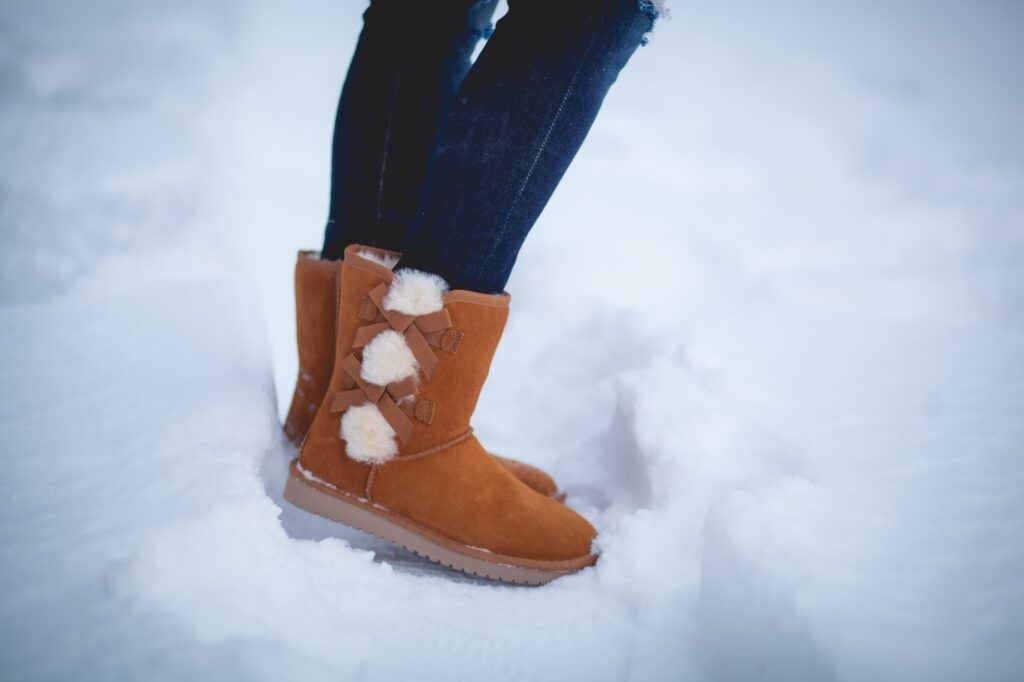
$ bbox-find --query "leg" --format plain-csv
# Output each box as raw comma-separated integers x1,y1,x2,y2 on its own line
321,0,500,259
396,0,657,292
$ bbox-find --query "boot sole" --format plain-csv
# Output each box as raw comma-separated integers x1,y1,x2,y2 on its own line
283,458,595,585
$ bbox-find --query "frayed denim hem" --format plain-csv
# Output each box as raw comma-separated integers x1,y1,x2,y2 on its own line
472,23,495,42
637,0,663,46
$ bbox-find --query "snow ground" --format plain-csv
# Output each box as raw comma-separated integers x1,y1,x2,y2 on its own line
2,1,1023,680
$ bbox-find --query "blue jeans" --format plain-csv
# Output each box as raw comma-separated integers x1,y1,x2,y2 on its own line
322,0,657,293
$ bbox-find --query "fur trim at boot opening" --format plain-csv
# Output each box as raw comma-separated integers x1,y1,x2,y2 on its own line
355,249,399,270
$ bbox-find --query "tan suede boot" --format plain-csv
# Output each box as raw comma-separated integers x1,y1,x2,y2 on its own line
283,250,565,501
284,245,597,584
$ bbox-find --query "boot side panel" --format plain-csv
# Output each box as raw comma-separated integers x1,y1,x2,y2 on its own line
400,298,509,454
372,436,595,561
284,254,341,442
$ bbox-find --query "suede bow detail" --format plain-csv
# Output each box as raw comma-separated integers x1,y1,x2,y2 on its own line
330,282,452,444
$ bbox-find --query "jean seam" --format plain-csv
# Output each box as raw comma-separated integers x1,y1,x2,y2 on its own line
376,42,410,247
468,2,611,286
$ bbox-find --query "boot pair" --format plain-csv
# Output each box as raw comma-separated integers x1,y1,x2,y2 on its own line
282,246,597,584
283,250,562,499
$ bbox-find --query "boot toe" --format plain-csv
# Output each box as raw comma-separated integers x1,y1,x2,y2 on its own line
528,494,597,561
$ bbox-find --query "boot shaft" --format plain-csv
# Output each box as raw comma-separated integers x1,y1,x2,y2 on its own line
286,246,565,500
300,245,511,495
283,251,341,443
326,244,510,459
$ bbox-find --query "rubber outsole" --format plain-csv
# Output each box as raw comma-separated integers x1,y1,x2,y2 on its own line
283,459,595,585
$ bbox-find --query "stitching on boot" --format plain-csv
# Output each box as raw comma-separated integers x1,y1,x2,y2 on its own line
442,291,510,307
397,429,474,461
334,269,344,346
365,464,378,502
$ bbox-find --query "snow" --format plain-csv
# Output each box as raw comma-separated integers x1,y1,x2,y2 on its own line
2,1,1023,680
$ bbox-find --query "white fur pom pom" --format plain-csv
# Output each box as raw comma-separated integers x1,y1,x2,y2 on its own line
383,269,448,316
340,404,397,463
360,329,418,387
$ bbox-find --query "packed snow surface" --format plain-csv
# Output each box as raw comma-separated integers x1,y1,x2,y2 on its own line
2,1,1022,680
